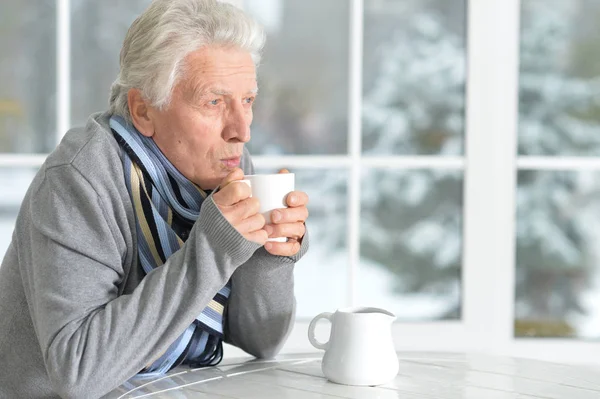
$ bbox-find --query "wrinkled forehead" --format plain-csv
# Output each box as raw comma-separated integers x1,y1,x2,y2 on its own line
180,45,258,97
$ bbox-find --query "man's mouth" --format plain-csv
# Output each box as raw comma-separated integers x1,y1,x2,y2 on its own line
221,156,241,168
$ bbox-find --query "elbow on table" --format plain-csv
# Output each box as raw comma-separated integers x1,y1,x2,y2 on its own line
246,322,295,360
228,303,296,360
246,339,285,360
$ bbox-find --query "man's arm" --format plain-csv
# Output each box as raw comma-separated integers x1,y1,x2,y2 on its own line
225,148,309,357
20,165,260,399
224,236,308,358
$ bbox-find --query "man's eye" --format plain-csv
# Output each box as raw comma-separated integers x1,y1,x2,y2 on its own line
244,97,255,104
209,99,220,106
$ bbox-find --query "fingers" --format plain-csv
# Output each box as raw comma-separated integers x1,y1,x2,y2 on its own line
264,240,301,257
276,171,308,208
212,167,308,249
285,190,309,207
270,206,309,224
220,168,245,188
229,197,260,221
213,180,251,208
237,212,266,236
267,222,305,241
244,228,269,246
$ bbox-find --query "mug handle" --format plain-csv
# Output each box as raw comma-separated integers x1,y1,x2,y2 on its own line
308,312,333,350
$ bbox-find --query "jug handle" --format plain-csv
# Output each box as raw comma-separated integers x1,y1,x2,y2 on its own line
308,312,333,350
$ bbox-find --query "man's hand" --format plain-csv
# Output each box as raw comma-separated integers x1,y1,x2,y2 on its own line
212,168,269,245
264,169,309,257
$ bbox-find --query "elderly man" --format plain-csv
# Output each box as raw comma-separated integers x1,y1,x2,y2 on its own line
0,0,309,397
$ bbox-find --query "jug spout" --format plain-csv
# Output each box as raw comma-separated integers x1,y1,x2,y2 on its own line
373,308,396,323
339,306,396,322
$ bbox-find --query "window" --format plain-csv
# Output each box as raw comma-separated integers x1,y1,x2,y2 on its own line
1,1,55,257
247,0,467,323
1,1,56,153
2,0,599,364
516,0,600,339
245,0,352,318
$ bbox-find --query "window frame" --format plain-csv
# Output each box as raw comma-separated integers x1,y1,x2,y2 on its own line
2,0,600,365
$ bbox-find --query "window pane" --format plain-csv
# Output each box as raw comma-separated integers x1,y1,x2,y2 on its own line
257,168,348,318
70,0,152,127
359,169,463,320
0,168,38,258
1,1,56,153
519,0,600,156
516,171,600,338
245,0,350,155
362,0,466,156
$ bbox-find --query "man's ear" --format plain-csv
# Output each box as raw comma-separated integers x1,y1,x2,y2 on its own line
127,88,155,138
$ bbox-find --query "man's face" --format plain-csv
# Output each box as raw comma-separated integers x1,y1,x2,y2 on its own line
148,46,257,190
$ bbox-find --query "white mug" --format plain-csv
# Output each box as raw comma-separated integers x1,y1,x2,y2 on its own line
240,173,295,242
308,307,399,386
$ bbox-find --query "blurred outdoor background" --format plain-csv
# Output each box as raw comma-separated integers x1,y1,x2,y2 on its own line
2,0,600,345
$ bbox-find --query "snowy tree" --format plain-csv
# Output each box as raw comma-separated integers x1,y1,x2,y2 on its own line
518,1,600,156
358,0,600,332
360,10,465,319
360,169,463,319
362,12,465,156
516,0,600,336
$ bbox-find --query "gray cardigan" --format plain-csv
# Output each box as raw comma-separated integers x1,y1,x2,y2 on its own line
0,112,307,399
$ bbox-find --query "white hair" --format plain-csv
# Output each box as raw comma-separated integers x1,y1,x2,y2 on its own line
109,0,265,122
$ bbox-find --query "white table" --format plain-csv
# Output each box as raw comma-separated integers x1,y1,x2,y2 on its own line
104,352,600,398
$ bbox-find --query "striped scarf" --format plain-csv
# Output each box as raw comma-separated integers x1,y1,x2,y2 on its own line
110,115,229,375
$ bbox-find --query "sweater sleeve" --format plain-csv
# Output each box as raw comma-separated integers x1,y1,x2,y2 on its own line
224,234,309,358
21,164,260,399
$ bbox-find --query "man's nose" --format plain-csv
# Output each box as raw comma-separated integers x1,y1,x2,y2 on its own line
223,103,251,143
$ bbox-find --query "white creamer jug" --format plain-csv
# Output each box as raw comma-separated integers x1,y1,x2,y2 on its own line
308,307,399,386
